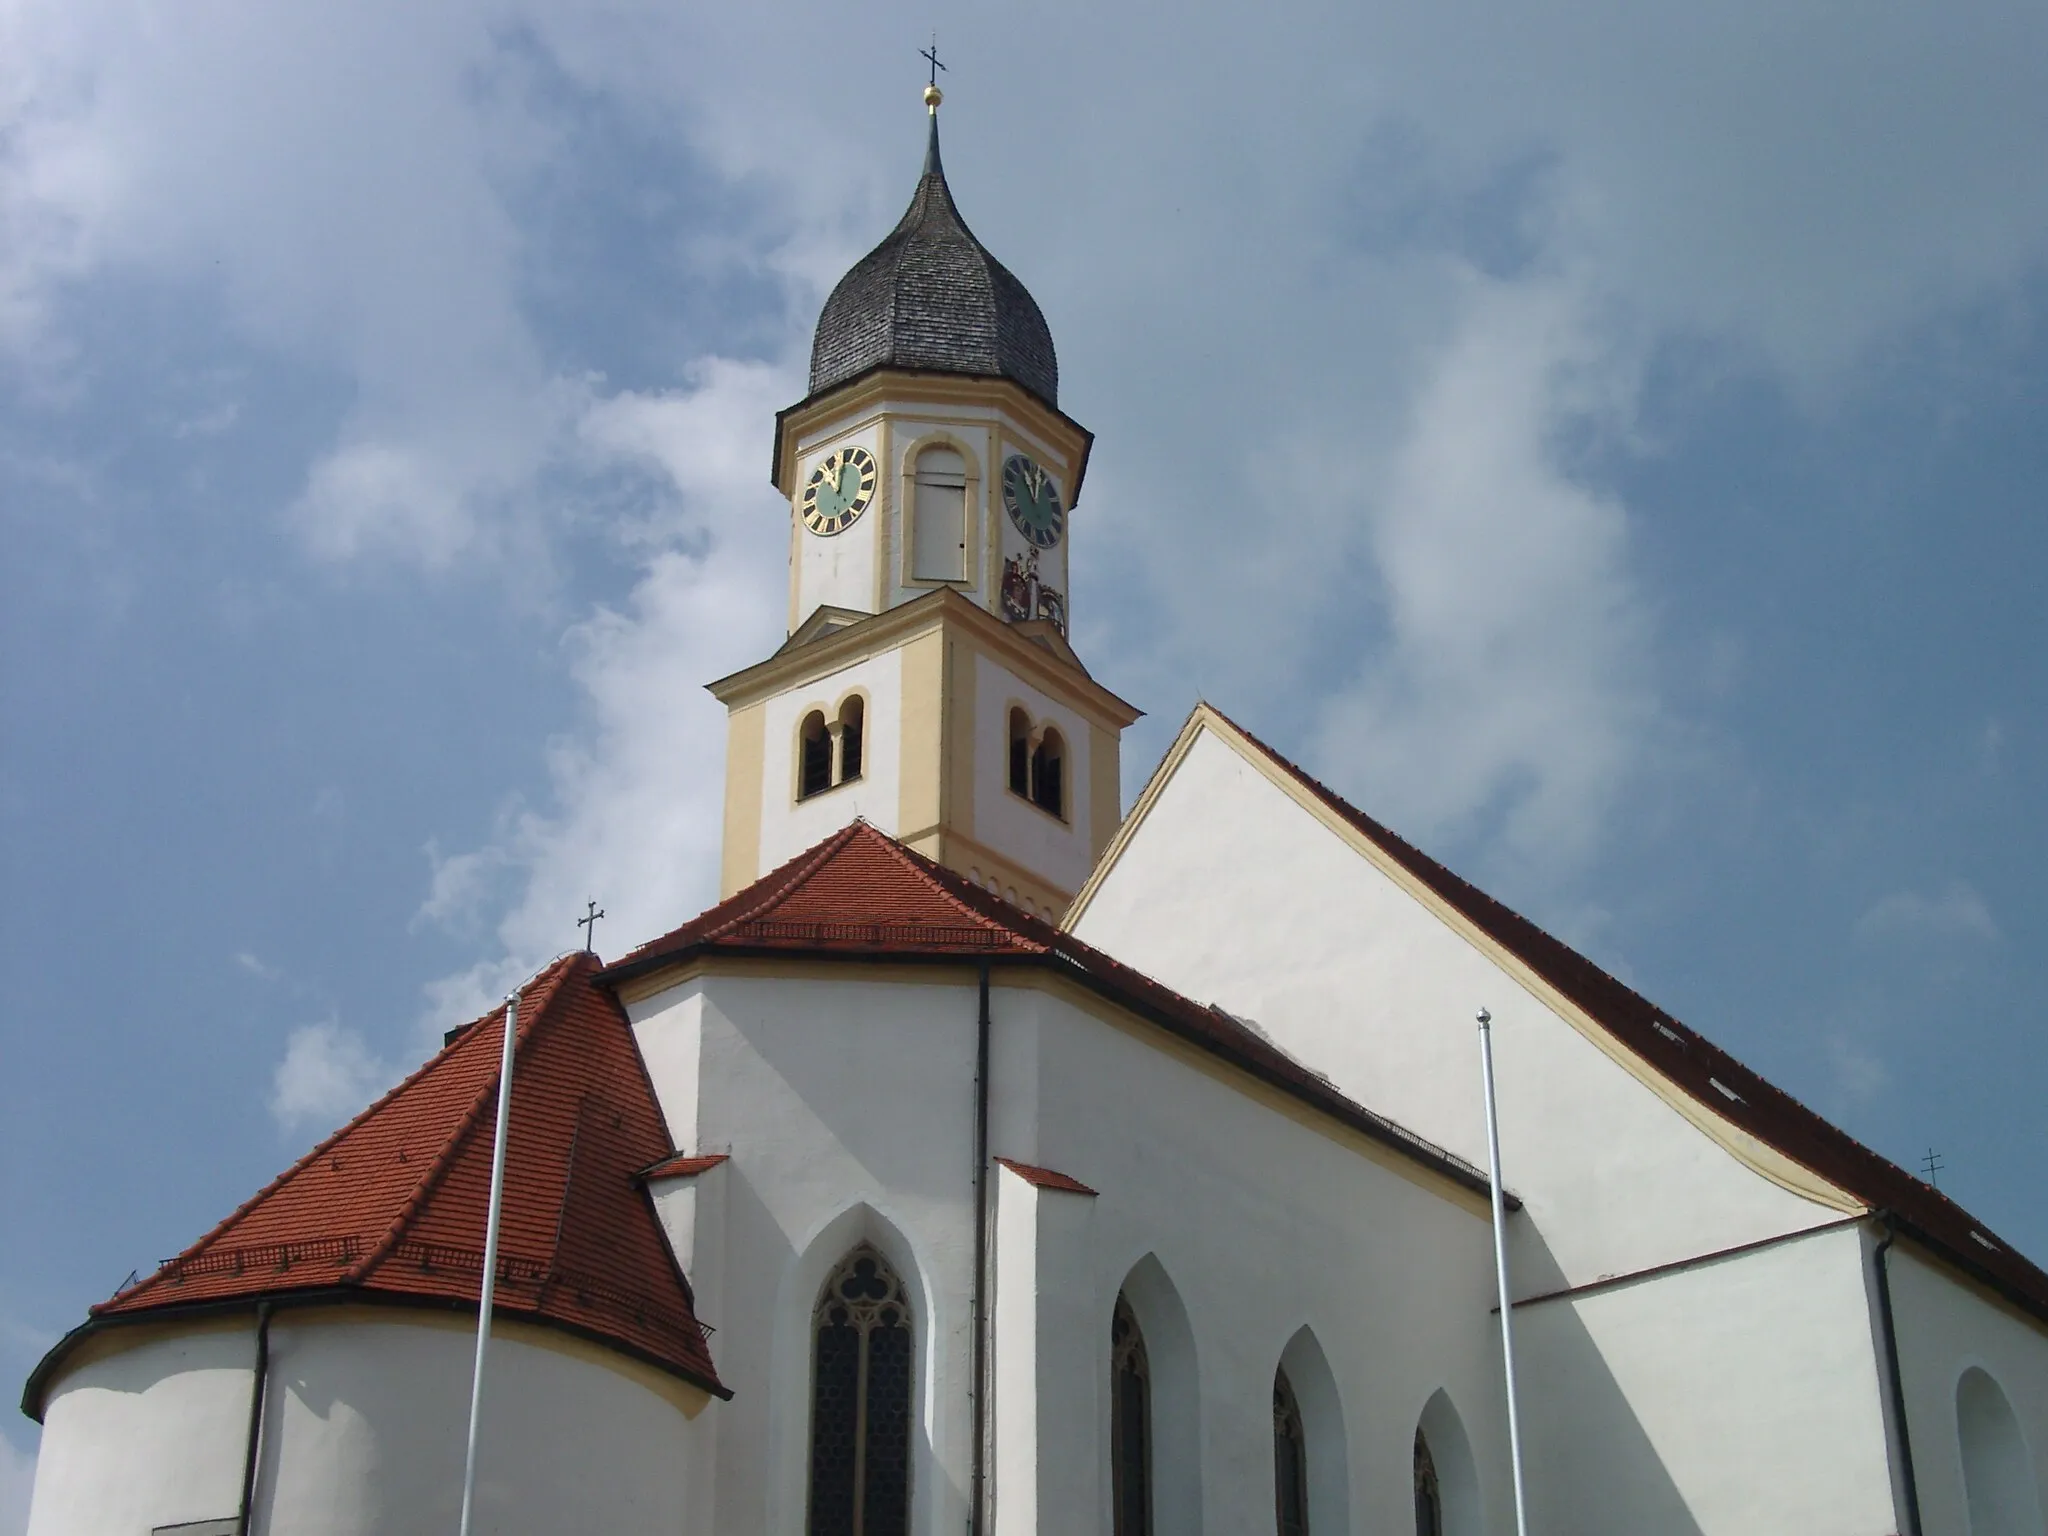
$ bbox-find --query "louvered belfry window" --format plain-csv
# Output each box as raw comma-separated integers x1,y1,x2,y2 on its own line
808,1245,913,1536
1110,1293,1153,1536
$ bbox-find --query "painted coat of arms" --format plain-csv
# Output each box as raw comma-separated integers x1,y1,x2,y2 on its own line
1001,548,1067,633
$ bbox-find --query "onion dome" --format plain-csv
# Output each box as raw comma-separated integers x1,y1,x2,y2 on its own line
808,112,1059,407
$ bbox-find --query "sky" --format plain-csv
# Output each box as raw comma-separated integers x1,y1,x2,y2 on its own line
3,0,2047,1516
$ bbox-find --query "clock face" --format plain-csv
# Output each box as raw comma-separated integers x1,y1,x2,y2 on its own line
802,446,878,536
1002,453,1064,549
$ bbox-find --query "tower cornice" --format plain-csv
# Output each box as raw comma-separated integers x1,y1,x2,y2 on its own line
771,367,1093,501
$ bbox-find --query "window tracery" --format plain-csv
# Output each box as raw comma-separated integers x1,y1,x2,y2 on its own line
1111,1293,1152,1536
1413,1431,1442,1536
808,1245,912,1536
1274,1368,1308,1536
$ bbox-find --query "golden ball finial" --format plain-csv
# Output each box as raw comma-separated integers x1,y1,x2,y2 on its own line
924,83,943,111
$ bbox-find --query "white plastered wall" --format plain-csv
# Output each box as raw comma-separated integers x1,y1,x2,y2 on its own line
1071,727,1843,1289
28,1312,703,1536
628,964,1513,1536
1513,1222,1899,1534
972,651,1096,896
756,649,903,873
1886,1243,2048,1536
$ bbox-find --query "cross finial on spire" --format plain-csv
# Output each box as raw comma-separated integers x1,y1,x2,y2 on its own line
577,898,605,954
921,36,946,111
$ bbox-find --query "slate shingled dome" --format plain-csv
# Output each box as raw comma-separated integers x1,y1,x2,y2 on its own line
808,116,1059,407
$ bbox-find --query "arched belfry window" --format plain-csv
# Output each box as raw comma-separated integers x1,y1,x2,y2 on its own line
1031,727,1065,819
1274,1369,1308,1536
837,696,865,783
1111,1293,1152,1536
912,446,968,582
1413,1432,1442,1536
800,711,833,800
808,1245,912,1536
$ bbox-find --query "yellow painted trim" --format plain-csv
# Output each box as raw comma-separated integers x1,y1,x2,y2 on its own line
777,371,1091,503
720,701,766,898
945,631,977,843
898,626,945,841
1070,705,1866,1217
1088,719,1123,873
873,414,894,614
708,590,1139,733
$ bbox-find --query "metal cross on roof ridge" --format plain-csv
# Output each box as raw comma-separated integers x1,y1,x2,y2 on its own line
577,898,605,954
921,37,946,87
1920,1146,1945,1189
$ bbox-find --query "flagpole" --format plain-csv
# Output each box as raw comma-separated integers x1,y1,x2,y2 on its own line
458,989,520,1536
1478,1006,1532,1536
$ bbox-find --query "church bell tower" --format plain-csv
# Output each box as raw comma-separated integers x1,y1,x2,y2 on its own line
710,84,1140,918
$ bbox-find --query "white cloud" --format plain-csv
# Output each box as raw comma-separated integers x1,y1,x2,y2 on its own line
414,358,791,1032
233,951,278,981
6,0,2045,989
0,1428,34,1536
1827,1031,1890,1110
270,1021,399,1136
1855,882,2000,947
1310,277,1655,867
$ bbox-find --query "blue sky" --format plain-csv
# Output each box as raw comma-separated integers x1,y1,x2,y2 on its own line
4,1,2046,1515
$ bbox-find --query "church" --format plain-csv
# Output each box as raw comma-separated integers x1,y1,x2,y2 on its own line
19,85,2048,1536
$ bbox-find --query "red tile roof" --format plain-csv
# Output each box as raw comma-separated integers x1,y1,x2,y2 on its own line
1207,706,2048,1323
30,952,723,1415
640,1152,731,1180
995,1158,1099,1196
603,821,1502,1204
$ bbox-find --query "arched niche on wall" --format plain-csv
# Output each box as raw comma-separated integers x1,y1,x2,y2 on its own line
1276,1326,1349,1536
1115,1254,1202,1536
1957,1365,2045,1536
774,1204,937,1536
1415,1389,1482,1536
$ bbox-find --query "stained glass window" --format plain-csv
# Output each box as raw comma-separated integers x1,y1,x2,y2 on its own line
1111,1294,1152,1536
1414,1432,1442,1536
1274,1369,1308,1536
808,1245,913,1536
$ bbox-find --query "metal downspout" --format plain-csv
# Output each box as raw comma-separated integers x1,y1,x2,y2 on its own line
236,1301,274,1536
1873,1214,1924,1536
971,961,993,1536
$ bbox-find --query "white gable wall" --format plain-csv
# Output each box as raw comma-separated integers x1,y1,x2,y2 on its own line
1068,724,1919,1532
1071,727,1842,1289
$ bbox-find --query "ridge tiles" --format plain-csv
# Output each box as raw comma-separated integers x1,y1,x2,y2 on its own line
1204,705,2048,1317
95,951,722,1394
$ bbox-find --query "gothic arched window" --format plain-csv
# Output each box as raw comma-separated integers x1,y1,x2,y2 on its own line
837,695,865,783
1274,1369,1308,1536
912,446,968,582
808,1245,913,1536
1111,1293,1152,1536
1413,1431,1442,1536
799,711,833,800
1030,727,1065,819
